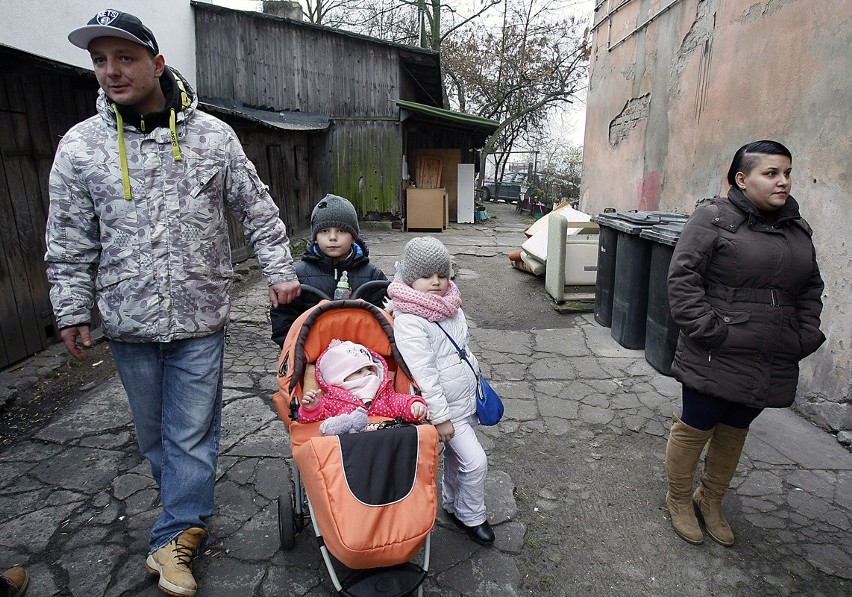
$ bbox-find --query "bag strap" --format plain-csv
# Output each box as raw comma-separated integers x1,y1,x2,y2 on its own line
435,322,479,378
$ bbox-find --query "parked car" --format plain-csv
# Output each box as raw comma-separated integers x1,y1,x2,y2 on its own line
481,172,528,203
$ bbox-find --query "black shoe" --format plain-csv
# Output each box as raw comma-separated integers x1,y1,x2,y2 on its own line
444,510,495,546
465,520,495,545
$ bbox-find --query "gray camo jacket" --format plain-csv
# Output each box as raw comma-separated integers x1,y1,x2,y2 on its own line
45,69,296,342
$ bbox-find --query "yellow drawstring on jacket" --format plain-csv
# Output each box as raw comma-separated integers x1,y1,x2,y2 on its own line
112,104,132,201
112,99,185,200
169,108,182,162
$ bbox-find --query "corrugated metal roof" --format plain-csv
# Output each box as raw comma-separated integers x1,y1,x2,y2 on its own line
200,98,330,131
397,100,500,132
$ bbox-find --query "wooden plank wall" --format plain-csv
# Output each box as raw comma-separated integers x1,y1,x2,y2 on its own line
194,7,404,214
195,10,399,118
332,120,402,217
214,118,317,240
0,53,98,369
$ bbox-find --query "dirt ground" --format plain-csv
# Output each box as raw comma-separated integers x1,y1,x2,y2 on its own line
0,340,117,449
0,272,268,450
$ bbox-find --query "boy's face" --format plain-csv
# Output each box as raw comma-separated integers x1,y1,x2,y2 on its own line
315,227,354,259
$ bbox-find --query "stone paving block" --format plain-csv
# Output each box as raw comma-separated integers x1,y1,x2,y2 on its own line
751,409,852,470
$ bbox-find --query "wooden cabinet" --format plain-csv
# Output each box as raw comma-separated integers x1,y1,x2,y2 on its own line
405,188,448,231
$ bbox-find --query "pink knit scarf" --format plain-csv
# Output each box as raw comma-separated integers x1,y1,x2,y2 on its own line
387,280,462,322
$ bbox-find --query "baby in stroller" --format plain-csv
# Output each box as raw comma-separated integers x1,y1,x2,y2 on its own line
272,299,439,596
299,339,428,435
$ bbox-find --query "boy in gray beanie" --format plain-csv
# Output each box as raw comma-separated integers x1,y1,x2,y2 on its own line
310,194,360,241
270,194,388,346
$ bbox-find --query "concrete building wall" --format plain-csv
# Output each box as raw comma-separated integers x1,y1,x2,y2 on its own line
2,0,197,86
580,0,852,435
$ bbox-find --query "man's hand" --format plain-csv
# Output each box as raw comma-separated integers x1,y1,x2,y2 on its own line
269,280,301,308
60,325,92,361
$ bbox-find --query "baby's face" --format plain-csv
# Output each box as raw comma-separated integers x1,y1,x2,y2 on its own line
344,366,375,382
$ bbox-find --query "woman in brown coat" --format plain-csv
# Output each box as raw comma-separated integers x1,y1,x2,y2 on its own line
664,140,825,547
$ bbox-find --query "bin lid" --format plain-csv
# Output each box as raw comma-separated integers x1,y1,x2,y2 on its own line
639,222,686,246
647,211,689,223
592,210,663,234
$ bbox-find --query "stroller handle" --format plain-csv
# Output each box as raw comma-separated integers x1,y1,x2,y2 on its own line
298,280,390,302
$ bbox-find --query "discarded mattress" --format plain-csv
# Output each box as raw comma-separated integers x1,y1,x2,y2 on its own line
517,205,598,285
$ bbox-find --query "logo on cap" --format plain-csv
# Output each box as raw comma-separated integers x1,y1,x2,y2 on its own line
96,10,120,25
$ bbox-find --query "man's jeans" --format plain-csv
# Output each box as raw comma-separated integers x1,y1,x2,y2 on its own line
111,330,225,552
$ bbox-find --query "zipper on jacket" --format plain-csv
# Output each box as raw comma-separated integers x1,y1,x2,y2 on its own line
770,289,778,307
708,350,712,363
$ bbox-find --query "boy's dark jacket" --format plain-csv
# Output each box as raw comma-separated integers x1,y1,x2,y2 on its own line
270,238,388,346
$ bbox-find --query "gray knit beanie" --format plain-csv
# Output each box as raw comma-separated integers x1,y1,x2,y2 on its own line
310,194,360,240
397,236,452,285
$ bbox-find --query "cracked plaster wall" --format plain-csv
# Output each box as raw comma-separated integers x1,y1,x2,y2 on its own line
580,0,852,433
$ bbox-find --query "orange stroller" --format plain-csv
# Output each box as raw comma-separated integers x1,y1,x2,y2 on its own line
271,290,439,597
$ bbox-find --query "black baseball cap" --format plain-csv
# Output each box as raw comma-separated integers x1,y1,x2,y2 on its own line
68,9,159,55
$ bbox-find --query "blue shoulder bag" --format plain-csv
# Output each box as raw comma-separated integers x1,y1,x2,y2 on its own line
435,323,504,426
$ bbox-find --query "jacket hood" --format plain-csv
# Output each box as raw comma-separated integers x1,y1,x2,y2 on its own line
726,186,804,227
95,66,196,201
315,344,393,397
302,238,371,269
96,66,197,129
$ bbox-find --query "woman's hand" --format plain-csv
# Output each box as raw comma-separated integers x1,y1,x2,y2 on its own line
435,420,455,442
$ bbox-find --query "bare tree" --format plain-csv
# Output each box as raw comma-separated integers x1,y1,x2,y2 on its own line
442,0,590,184
302,0,350,26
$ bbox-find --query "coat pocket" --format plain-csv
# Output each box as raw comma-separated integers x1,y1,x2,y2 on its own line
713,308,753,351
179,165,231,277
784,315,804,359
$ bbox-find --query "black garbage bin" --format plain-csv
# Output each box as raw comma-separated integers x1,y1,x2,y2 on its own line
607,211,666,349
641,222,686,375
590,213,620,327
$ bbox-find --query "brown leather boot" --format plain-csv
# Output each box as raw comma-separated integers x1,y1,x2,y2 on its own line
693,423,749,546
665,415,713,545
145,527,207,597
1,566,28,597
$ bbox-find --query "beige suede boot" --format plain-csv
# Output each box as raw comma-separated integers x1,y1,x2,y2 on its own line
693,423,749,546
665,415,713,545
145,527,207,597
1,566,28,597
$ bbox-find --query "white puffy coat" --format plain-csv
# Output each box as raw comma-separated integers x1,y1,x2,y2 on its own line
392,309,478,425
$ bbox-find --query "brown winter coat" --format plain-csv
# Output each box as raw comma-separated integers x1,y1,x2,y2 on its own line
667,188,825,408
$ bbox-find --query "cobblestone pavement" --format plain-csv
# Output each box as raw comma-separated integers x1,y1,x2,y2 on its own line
0,202,849,596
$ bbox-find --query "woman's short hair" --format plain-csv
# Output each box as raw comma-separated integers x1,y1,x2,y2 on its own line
727,140,792,186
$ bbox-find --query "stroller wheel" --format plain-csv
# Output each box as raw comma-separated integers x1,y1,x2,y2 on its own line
278,493,297,549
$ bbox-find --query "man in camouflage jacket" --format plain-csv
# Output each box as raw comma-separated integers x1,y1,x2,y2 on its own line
44,10,300,596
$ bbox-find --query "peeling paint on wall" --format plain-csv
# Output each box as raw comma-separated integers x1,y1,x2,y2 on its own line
609,94,651,146
637,171,663,211
671,0,717,80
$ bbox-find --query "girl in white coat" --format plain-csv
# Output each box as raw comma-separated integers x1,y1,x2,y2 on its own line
387,237,494,546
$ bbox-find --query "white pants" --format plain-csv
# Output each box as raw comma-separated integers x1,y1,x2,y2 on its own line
442,413,488,526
